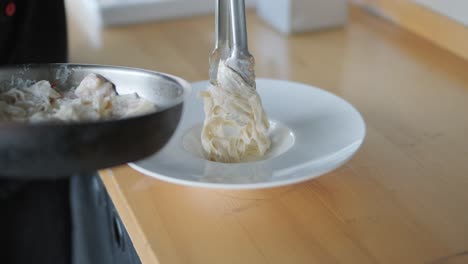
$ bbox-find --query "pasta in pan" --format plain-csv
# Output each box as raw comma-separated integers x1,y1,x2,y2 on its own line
0,73,156,122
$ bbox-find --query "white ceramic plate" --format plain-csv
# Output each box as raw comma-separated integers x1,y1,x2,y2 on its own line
129,79,366,189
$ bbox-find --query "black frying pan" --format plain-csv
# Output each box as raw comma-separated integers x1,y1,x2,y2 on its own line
0,64,190,179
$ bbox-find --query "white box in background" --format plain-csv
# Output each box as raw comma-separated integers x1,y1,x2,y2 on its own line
257,0,348,34
98,0,257,26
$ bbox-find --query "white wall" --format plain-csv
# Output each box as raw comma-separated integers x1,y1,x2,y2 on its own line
414,0,468,26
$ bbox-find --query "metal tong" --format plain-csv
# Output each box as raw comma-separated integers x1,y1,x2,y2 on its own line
209,0,256,88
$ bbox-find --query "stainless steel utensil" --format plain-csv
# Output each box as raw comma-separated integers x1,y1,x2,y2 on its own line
209,0,231,85
0,64,190,179
210,0,256,88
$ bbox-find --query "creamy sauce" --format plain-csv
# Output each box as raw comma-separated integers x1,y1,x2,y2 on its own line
0,73,156,122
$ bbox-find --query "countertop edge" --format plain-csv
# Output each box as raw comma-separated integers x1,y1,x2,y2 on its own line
100,168,160,264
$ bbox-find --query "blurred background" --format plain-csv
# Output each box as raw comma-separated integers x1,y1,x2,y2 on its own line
65,0,468,83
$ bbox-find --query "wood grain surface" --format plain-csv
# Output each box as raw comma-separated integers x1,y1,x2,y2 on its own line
69,6,468,264
352,0,468,61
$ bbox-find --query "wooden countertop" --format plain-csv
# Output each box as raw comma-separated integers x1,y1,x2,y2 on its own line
70,7,468,264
